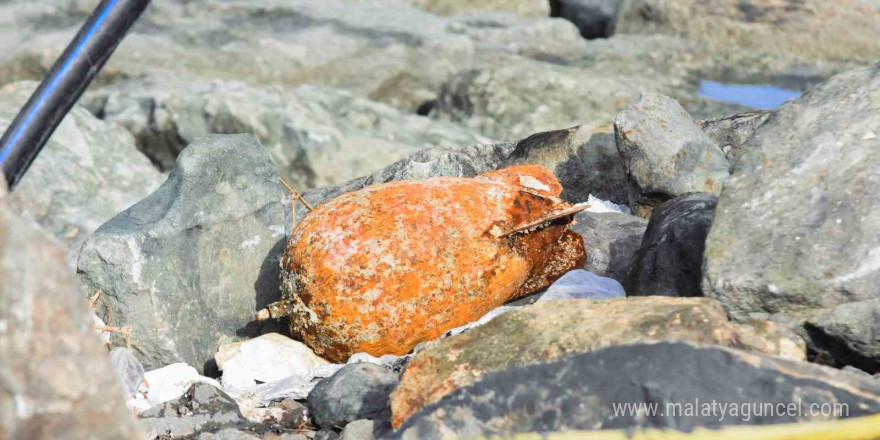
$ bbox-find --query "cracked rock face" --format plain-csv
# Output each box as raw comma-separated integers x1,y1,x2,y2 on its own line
77,134,291,372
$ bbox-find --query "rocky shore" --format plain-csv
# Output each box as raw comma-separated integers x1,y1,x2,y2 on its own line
2,1,880,439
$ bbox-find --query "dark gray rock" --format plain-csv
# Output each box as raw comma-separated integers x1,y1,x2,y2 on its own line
703,63,880,321
394,342,880,439
697,110,771,163
0,81,163,270
570,210,647,281
504,124,628,204
614,93,728,214
804,299,880,374
550,0,624,39
77,134,291,372
625,193,717,297
109,347,145,399
0,180,141,440
308,363,399,430
272,399,310,429
139,382,247,438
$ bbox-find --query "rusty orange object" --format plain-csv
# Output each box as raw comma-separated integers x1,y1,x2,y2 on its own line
266,165,587,362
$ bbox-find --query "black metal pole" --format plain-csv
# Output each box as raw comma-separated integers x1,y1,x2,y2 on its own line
0,0,151,190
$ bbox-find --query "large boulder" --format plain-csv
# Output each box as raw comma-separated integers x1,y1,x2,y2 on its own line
83,77,488,189
394,342,880,439
77,134,290,371
0,81,163,269
614,93,728,214
625,193,717,297
0,179,142,440
390,297,805,428
702,63,880,321
569,210,647,281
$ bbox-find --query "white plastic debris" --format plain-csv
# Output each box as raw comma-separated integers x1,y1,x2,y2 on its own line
92,312,111,346
536,269,625,302
215,333,329,390
109,347,145,398
443,305,516,338
126,397,153,413
584,194,629,214
138,362,222,406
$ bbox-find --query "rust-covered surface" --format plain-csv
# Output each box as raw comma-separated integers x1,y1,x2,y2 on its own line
277,165,586,362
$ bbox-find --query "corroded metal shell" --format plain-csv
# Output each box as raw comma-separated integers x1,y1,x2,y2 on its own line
278,165,586,362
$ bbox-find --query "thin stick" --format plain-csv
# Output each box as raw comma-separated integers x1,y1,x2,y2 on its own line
94,324,132,348
88,289,103,309
280,177,314,211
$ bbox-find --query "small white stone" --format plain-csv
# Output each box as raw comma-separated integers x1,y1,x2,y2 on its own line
862,131,877,141
584,194,627,214
141,362,221,406
216,333,329,391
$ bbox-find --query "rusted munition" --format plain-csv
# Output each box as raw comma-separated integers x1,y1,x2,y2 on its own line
257,165,588,362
